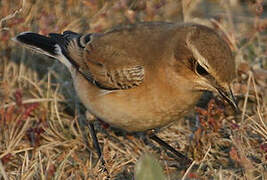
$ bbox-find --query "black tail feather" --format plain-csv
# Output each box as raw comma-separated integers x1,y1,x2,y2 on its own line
15,32,58,56
48,31,81,59
48,32,81,68
14,31,82,69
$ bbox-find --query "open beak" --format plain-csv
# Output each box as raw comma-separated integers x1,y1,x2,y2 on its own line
217,87,240,114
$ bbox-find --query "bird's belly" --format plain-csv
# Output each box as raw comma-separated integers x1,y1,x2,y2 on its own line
84,93,189,132
93,97,187,132
72,72,201,132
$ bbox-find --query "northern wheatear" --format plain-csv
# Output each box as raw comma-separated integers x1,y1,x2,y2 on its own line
14,22,239,166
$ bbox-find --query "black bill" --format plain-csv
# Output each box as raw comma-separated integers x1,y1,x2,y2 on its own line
217,87,240,113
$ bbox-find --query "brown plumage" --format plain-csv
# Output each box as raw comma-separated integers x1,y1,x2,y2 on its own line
14,22,238,132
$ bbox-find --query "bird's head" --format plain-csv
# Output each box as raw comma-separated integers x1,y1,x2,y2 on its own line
173,24,239,112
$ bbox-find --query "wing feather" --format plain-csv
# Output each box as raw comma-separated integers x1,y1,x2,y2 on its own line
76,32,145,90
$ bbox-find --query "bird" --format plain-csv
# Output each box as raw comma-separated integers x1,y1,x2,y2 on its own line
13,22,239,167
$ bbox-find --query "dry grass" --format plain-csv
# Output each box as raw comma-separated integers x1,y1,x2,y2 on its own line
0,0,266,179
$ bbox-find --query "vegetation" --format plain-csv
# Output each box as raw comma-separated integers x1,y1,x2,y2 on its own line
0,0,266,179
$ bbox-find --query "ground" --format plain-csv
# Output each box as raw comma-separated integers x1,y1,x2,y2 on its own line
0,0,266,179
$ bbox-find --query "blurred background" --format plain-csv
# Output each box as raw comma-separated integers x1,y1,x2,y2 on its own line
0,0,266,179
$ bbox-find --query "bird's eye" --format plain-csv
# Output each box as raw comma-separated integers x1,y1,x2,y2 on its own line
195,63,209,76
83,34,92,44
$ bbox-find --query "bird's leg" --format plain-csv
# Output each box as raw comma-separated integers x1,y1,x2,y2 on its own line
86,111,109,175
147,130,192,166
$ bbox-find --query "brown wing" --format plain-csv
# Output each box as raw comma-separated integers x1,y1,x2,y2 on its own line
65,22,176,90
65,31,145,90
80,60,144,90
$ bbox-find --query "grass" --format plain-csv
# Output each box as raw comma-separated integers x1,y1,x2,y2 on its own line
0,0,266,179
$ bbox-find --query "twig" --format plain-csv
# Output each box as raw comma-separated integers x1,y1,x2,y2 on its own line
181,160,196,180
0,98,61,109
0,159,9,180
241,71,252,123
0,0,26,31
